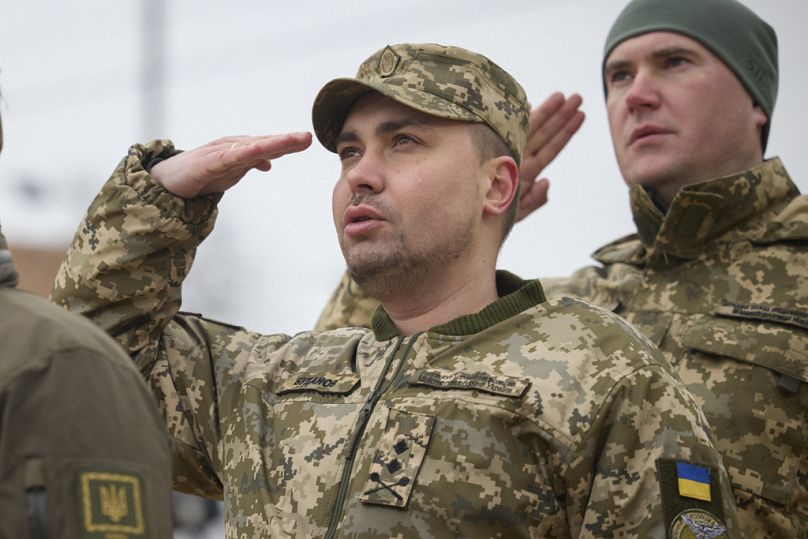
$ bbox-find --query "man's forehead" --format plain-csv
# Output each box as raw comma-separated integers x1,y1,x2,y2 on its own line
339,93,459,137
606,31,706,64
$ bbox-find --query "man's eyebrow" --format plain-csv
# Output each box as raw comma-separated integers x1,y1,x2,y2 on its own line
376,117,433,135
605,46,698,75
336,131,359,146
651,46,697,59
336,116,434,146
604,58,631,75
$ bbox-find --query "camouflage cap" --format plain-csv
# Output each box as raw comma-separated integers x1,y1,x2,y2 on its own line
312,43,530,163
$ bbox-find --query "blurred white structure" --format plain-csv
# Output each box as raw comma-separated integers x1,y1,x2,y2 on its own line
1,0,805,334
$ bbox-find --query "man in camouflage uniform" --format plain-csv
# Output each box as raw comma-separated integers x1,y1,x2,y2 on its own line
316,1,808,536
0,113,172,536
53,43,739,537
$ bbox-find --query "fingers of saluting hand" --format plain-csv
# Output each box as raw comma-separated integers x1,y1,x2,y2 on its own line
514,93,584,222
520,93,585,183
516,177,549,223
151,132,313,199
219,132,313,161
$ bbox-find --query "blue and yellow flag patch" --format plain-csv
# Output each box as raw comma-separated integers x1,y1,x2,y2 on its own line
676,461,712,502
657,459,726,536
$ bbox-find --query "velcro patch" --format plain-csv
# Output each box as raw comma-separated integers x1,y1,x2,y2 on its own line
278,372,360,395
657,459,726,535
77,470,146,537
717,300,808,330
410,368,529,398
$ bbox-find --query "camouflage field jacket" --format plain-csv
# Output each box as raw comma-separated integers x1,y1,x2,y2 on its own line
317,157,808,537
53,141,740,538
542,158,808,538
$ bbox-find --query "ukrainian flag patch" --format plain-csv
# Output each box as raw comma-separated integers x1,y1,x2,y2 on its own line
657,459,725,533
676,461,712,502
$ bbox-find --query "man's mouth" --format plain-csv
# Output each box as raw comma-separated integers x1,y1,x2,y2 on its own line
343,205,386,236
629,125,672,146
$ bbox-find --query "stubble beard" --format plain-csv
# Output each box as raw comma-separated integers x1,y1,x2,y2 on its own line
344,227,473,303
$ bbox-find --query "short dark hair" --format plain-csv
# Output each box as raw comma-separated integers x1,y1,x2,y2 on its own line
469,123,520,243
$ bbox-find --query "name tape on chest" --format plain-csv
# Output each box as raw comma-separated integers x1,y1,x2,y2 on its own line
278,372,360,395
717,300,808,330
410,368,529,398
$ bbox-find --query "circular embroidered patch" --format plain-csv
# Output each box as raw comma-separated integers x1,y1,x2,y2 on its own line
669,509,728,538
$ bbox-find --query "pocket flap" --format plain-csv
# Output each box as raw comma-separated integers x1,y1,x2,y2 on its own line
681,315,808,382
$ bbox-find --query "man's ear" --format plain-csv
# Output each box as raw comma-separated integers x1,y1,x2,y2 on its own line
482,156,519,217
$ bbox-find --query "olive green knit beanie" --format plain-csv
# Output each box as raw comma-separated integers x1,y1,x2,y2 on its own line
604,0,778,150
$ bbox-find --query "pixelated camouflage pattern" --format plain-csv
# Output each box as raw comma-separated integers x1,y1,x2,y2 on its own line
312,43,530,163
52,141,741,537
541,157,808,538
315,158,808,536
316,271,379,332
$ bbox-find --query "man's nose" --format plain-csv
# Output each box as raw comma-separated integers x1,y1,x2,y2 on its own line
625,70,662,114
345,151,385,194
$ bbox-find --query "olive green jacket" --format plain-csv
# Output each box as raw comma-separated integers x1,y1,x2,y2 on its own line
0,229,172,538
51,141,740,538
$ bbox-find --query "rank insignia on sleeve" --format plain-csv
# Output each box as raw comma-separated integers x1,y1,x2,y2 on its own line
656,459,727,537
76,470,146,537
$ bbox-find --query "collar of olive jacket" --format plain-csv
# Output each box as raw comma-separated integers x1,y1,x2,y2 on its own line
371,270,546,341
0,228,19,289
628,157,800,261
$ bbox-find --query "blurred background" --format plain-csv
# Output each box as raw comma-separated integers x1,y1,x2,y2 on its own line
1,1,805,536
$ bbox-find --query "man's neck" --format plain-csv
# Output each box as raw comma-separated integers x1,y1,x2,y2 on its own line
378,264,499,336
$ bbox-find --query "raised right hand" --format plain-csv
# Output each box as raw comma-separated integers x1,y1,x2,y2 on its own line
151,132,313,198
516,93,585,222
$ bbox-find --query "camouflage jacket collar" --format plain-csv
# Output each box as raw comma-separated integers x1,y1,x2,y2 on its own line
0,228,19,289
629,157,798,260
371,270,546,341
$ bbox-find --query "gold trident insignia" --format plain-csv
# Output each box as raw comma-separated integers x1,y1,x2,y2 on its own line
99,484,128,523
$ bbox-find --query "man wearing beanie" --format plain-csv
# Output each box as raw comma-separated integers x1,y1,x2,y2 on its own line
313,1,808,536
52,43,738,536
571,0,806,536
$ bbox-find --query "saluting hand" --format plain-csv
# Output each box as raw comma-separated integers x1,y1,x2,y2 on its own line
517,93,585,222
151,132,313,199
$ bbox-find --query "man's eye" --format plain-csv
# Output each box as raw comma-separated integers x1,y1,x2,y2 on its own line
393,134,416,147
666,56,687,68
338,147,360,160
608,71,631,85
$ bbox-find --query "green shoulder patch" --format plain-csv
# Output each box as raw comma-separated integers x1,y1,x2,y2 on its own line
76,470,146,537
656,459,727,537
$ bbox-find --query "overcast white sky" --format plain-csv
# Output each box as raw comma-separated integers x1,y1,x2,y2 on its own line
0,0,805,334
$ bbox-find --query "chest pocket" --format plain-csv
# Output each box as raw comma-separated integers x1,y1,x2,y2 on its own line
680,313,808,506
360,368,532,511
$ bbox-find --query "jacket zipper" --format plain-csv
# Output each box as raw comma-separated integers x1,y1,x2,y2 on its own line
323,334,420,539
